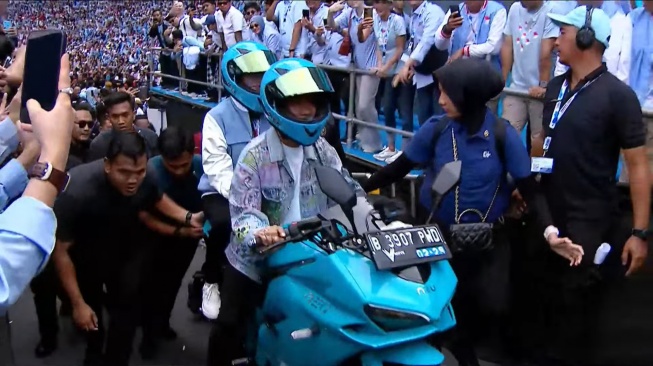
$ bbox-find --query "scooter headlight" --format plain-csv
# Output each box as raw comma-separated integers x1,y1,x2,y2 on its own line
364,305,430,332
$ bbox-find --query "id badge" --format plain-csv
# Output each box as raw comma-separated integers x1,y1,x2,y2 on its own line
407,36,414,51
531,157,554,174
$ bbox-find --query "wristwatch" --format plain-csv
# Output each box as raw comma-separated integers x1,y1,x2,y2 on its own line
538,81,548,88
28,162,70,192
631,228,650,241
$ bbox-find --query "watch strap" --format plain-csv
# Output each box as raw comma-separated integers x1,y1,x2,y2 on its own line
29,162,70,192
631,228,649,240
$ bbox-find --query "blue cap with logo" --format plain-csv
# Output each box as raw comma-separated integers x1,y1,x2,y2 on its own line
548,5,611,48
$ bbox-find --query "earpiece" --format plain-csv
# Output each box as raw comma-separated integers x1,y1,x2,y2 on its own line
576,6,595,50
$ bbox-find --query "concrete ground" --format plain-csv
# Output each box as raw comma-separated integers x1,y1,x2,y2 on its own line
8,247,492,366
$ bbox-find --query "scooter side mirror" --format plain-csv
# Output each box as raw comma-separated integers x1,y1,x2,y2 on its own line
431,160,462,196
314,165,357,211
314,165,358,235
430,161,462,212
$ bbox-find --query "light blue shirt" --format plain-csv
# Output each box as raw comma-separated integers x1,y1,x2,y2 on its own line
0,116,19,164
0,117,26,212
336,7,378,70
408,2,443,64
0,197,57,311
318,30,351,67
373,12,407,74
0,159,28,213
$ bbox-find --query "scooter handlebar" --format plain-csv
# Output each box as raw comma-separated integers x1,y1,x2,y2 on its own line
286,217,323,238
256,217,326,255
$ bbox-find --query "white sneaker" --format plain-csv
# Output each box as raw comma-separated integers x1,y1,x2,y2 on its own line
201,283,221,320
385,150,403,164
373,147,399,161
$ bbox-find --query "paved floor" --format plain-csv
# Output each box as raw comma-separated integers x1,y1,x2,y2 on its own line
8,247,489,366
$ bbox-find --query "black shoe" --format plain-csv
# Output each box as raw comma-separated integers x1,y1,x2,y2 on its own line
34,339,57,358
161,326,177,341
187,271,204,315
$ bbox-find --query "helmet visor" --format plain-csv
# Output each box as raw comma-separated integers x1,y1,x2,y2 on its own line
232,50,276,74
271,67,334,99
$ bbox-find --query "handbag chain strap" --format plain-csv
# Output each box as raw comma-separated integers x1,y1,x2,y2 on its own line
451,128,500,224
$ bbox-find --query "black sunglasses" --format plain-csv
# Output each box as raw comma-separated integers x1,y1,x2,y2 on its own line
76,121,93,129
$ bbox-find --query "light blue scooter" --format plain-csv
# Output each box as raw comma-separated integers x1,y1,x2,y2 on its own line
247,162,463,366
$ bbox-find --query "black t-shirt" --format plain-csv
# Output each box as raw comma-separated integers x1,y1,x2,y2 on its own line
54,160,163,266
541,65,645,222
86,127,159,162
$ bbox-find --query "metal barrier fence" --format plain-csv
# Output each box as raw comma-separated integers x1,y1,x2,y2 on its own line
148,47,653,216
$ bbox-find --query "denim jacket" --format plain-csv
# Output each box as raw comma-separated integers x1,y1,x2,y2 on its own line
226,130,363,282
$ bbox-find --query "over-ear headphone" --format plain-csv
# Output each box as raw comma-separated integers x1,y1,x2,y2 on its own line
576,6,595,50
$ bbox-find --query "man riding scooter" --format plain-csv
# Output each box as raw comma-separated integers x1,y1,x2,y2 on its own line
207,58,363,366
195,41,277,321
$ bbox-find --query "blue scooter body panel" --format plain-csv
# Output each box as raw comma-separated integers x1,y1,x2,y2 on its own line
256,237,457,366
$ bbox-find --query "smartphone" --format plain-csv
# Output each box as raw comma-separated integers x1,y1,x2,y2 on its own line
449,5,460,18
364,7,373,19
20,30,67,124
323,17,328,26
302,9,310,18
2,20,10,30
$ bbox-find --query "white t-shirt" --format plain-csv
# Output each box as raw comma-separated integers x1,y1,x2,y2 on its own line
282,144,304,225
217,6,246,48
179,15,200,39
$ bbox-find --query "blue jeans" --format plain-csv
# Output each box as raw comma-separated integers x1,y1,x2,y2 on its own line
382,77,414,148
400,82,441,126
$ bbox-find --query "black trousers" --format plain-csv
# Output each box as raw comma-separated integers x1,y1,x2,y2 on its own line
78,248,149,366
446,229,512,366
142,234,198,339
30,263,61,344
30,260,73,345
159,53,179,89
186,55,207,95
525,217,628,366
201,194,231,285
325,69,350,124
207,264,263,366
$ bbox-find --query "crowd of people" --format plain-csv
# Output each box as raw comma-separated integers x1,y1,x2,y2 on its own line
0,1,650,366
159,0,651,164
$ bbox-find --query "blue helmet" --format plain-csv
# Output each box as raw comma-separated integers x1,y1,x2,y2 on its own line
259,58,334,146
220,41,277,113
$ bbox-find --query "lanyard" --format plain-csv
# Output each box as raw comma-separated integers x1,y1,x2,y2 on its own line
252,118,260,137
377,14,393,57
543,76,601,156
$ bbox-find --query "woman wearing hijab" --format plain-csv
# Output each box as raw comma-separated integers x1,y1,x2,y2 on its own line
363,59,583,366
249,15,282,60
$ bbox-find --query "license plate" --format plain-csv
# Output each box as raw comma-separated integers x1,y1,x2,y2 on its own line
364,225,452,270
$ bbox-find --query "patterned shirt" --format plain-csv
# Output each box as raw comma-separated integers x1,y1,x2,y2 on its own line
227,130,363,282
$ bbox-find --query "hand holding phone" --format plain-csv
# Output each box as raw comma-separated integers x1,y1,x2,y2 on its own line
449,5,460,18
302,9,310,19
26,53,75,166
445,5,463,34
20,30,67,124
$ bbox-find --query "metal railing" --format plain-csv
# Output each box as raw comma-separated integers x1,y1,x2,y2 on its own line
147,47,653,216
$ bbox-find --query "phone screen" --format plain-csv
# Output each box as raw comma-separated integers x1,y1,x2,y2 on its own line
302,9,309,18
364,7,373,19
2,20,11,29
20,30,66,124
449,5,460,18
